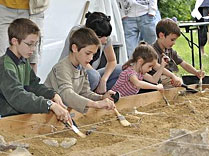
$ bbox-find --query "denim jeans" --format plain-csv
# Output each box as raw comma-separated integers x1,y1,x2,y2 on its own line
122,13,157,58
86,64,122,91
155,10,161,25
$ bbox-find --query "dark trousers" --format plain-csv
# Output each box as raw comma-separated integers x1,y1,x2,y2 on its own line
197,7,209,46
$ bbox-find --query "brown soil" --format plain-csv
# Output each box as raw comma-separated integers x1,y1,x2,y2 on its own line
1,91,209,156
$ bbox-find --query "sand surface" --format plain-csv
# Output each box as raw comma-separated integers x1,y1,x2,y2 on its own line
1,91,209,156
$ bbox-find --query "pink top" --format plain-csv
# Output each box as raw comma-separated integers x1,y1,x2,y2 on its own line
111,66,143,97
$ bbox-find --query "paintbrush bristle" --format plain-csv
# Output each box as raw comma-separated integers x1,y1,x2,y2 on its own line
117,115,131,126
77,131,87,138
120,119,131,127
114,108,131,127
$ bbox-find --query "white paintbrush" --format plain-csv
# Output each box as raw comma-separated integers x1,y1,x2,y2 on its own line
114,108,131,127
199,69,203,92
111,92,131,127
64,120,86,138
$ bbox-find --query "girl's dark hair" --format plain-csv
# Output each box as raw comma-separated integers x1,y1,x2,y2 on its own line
69,27,100,52
122,42,157,70
85,12,112,37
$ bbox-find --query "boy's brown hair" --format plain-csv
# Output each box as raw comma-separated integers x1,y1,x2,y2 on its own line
8,18,40,45
69,27,100,52
156,18,181,38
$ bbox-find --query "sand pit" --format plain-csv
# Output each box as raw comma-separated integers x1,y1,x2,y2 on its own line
1,89,209,156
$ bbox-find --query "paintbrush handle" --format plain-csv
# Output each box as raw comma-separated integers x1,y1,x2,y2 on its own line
199,69,203,91
114,108,121,117
199,77,203,91
200,77,202,85
66,121,72,127
181,84,188,89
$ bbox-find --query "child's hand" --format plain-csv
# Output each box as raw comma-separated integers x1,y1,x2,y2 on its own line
161,55,169,67
195,70,205,79
50,102,71,123
171,76,182,87
96,98,115,110
52,94,67,109
103,90,116,100
156,84,164,91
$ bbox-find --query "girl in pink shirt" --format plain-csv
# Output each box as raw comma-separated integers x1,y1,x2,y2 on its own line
112,42,167,97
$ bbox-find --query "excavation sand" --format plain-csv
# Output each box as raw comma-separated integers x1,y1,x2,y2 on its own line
1,91,209,156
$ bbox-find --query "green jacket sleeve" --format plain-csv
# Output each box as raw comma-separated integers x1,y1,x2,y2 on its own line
27,69,56,99
1,69,49,114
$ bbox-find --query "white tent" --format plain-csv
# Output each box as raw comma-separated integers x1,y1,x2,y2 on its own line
37,0,128,82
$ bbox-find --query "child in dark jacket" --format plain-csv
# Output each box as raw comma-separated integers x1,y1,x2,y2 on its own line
0,18,71,123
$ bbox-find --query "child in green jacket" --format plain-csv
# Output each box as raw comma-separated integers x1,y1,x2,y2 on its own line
0,18,71,123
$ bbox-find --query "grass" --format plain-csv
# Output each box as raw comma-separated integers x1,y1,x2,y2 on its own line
173,30,209,77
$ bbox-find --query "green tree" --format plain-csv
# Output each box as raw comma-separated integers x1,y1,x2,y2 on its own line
159,0,196,21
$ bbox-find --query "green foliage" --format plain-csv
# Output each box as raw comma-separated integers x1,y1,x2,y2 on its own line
159,0,196,21
174,31,209,76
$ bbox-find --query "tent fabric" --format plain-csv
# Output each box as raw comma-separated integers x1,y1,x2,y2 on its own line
37,0,128,82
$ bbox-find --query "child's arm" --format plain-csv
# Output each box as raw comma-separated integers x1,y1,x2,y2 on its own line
86,98,115,110
153,63,182,86
1,69,53,114
29,69,56,100
130,75,163,91
80,77,115,110
180,61,205,79
96,45,117,94
145,57,167,84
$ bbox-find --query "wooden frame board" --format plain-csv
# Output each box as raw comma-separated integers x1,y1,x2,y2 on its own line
0,84,206,135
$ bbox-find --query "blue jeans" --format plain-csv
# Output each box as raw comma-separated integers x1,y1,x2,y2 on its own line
86,64,122,91
122,13,157,58
155,10,161,25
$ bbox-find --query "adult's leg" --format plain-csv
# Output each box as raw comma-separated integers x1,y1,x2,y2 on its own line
155,9,161,25
29,12,44,72
0,5,16,56
98,64,122,90
140,14,157,45
200,7,209,55
0,5,43,72
86,69,101,91
122,17,140,58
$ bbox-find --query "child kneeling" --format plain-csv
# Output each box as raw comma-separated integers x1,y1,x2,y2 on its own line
112,42,167,97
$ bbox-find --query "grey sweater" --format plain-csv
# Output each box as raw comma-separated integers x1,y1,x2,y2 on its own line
44,56,102,113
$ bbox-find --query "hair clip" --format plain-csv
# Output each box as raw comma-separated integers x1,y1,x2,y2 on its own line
106,16,111,22
85,11,92,19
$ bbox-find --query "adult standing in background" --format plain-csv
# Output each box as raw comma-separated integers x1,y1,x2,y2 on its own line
155,0,161,25
117,0,158,58
192,0,209,56
0,0,49,73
